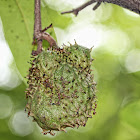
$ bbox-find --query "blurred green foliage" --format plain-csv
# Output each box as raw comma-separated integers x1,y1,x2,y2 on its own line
0,1,140,140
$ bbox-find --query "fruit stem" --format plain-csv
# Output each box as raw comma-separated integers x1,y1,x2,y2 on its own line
34,0,42,39
32,0,58,56
33,0,42,55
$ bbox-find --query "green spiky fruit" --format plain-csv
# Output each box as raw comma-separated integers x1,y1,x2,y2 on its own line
25,43,97,135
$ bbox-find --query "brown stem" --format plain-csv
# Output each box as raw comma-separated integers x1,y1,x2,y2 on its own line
61,0,96,16
32,0,58,56
105,0,140,14
42,23,52,32
42,32,58,47
61,0,140,16
93,2,102,10
33,0,42,55
34,0,41,39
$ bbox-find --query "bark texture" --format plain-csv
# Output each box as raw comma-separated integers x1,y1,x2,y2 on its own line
62,0,140,16
105,0,140,14
33,0,57,56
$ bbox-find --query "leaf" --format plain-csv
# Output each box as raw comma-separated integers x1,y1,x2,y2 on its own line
43,5,73,29
0,0,72,81
120,100,140,131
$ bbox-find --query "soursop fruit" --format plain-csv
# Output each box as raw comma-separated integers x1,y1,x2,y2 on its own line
25,43,97,135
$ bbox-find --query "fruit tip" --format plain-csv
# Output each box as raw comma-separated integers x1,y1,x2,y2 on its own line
74,39,78,45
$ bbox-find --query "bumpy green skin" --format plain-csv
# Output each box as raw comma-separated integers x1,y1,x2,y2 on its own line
25,44,97,135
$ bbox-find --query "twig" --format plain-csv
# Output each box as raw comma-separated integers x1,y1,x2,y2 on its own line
61,0,140,16
93,2,102,10
32,0,58,56
42,32,58,47
42,23,53,32
61,0,96,16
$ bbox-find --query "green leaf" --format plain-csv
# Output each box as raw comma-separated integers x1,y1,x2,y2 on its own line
0,0,32,80
120,100,140,131
0,0,72,81
43,5,73,29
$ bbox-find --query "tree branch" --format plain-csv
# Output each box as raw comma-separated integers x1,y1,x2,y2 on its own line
34,0,41,39
93,2,102,10
61,0,96,16
106,0,140,14
61,0,140,16
33,0,42,55
32,0,58,56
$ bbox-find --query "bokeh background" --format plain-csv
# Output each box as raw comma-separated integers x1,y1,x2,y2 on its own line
0,0,140,140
